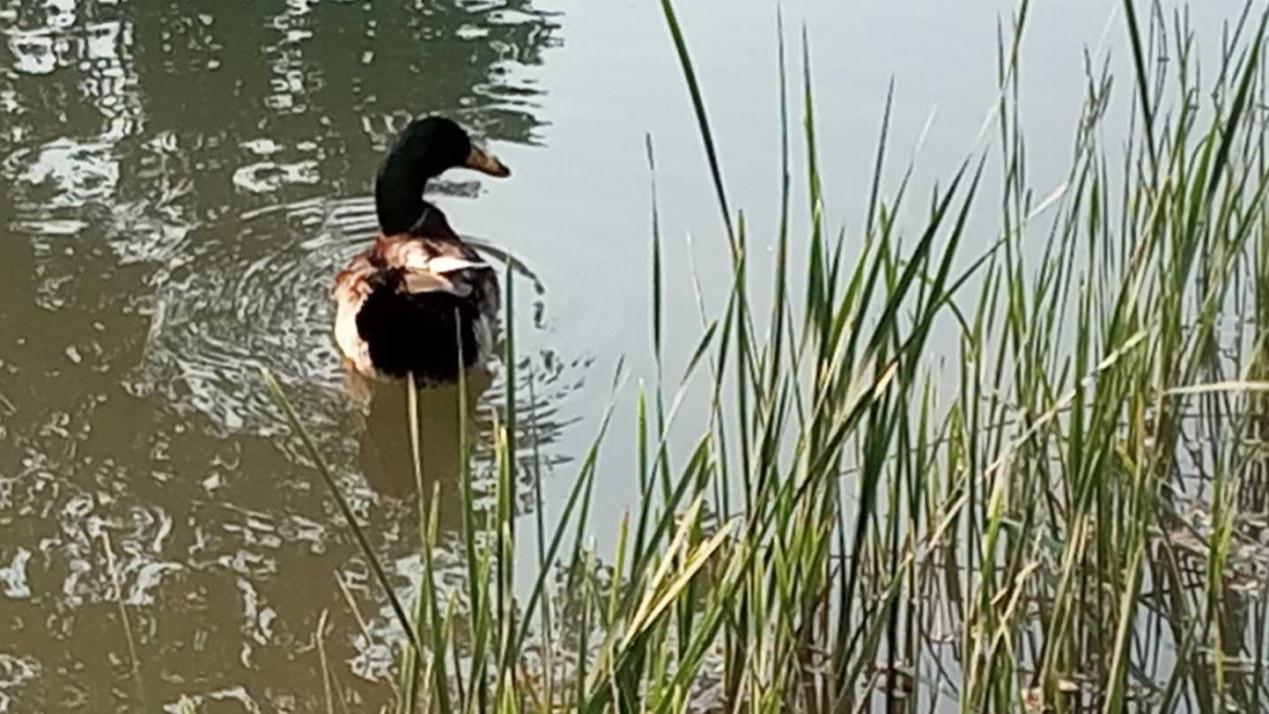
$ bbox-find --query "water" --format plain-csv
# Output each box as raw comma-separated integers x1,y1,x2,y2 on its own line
0,0,1255,710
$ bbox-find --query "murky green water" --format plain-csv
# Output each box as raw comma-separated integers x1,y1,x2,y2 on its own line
0,0,1254,710
0,1,566,709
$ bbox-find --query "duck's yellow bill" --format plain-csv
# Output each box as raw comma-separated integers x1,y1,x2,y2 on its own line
465,145,510,177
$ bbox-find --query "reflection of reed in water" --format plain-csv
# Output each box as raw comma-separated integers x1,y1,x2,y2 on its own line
347,346,580,521
352,370,492,523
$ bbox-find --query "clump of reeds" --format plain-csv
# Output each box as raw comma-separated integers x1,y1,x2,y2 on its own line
267,1,1269,711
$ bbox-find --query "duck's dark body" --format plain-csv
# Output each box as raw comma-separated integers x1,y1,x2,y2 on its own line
332,116,508,383
334,228,499,383
356,274,482,381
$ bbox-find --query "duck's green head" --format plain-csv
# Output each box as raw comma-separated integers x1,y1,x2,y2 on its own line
375,116,510,234
388,116,510,179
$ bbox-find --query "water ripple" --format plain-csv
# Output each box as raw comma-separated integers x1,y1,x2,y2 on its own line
0,654,40,714
141,192,573,449
142,196,361,435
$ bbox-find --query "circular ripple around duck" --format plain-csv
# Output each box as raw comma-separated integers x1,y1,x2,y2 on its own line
143,196,377,436
142,193,559,441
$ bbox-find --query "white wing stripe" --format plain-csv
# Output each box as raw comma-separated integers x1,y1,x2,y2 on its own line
427,255,491,274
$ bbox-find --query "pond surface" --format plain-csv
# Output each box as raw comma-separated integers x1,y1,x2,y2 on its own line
0,0,1252,710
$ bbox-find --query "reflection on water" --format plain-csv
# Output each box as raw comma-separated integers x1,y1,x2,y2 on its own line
358,377,483,502
0,0,568,709
143,196,362,435
354,375,494,543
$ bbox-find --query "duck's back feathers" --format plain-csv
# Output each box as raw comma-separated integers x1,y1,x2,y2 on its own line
333,253,375,376
334,233,499,382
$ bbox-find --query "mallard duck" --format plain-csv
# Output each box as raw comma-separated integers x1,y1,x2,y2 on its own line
334,116,510,383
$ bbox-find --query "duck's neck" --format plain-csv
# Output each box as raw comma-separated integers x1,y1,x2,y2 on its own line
374,159,430,235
